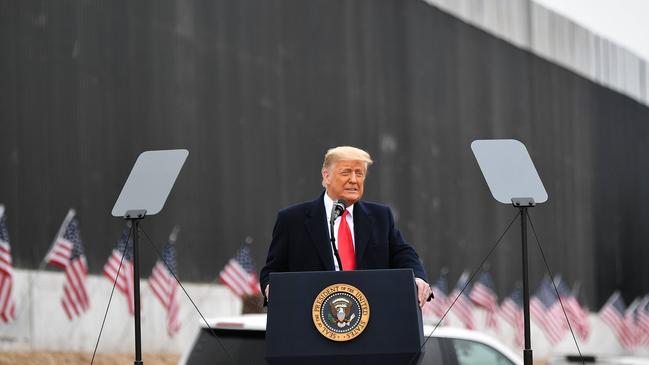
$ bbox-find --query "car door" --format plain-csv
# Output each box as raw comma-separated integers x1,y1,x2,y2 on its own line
421,337,455,365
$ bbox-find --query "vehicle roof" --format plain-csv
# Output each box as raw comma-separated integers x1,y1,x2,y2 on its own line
426,326,522,364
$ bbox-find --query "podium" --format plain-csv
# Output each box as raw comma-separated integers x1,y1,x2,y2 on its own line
265,269,424,365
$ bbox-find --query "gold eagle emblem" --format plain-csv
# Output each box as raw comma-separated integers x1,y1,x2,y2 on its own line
312,283,370,341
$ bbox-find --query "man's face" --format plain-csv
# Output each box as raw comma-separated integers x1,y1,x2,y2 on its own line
322,160,367,205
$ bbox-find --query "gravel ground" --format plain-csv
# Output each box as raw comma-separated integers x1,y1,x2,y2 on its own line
0,352,180,365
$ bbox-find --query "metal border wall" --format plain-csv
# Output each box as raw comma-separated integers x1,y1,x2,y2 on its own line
1,0,648,307
424,0,649,106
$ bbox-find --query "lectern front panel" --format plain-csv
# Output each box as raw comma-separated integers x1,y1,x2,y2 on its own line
266,269,424,365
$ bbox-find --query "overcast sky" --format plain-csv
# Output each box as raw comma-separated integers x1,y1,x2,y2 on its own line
534,0,649,62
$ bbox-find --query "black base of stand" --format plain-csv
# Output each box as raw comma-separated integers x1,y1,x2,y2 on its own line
524,349,533,365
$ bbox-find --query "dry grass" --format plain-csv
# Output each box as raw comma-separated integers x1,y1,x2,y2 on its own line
0,352,180,365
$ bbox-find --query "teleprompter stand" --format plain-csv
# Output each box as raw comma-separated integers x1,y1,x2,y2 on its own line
512,197,535,365
472,140,548,365
124,210,146,365
111,149,189,365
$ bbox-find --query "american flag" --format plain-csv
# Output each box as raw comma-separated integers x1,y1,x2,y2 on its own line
599,292,636,349
103,225,136,315
554,276,590,340
635,297,649,346
629,299,644,347
423,270,450,319
59,217,90,320
626,298,642,347
44,210,76,269
469,270,499,329
530,277,566,344
148,227,181,337
450,271,474,329
500,287,524,346
0,206,16,323
218,245,261,297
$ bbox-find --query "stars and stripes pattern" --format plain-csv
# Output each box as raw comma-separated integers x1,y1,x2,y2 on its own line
470,270,499,329
0,207,16,323
148,228,181,337
218,245,261,297
635,297,649,346
625,298,642,347
530,277,566,344
44,210,76,269
59,217,90,320
450,271,474,329
599,292,636,349
423,270,450,319
555,276,590,340
103,225,136,315
500,287,524,346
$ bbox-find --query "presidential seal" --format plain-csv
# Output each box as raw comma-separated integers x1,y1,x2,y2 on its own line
312,283,370,341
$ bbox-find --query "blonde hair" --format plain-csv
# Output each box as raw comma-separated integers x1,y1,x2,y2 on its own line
321,146,373,187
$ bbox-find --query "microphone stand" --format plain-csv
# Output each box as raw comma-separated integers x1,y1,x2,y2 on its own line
329,219,343,271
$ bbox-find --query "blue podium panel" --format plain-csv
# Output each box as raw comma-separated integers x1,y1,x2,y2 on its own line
266,269,424,365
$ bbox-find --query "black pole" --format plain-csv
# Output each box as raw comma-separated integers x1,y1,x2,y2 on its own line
132,219,143,365
520,207,533,365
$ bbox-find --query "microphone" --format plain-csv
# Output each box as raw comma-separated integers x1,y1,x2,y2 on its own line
330,199,348,225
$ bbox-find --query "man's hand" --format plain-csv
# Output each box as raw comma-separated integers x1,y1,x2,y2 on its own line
415,277,432,308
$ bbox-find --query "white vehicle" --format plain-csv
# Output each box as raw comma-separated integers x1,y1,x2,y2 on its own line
179,314,523,365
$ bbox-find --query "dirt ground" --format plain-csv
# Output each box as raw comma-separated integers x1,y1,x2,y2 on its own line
0,352,180,365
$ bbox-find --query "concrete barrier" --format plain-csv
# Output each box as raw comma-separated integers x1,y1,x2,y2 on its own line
0,269,242,354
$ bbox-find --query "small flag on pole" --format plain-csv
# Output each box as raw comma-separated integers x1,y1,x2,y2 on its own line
599,292,636,349
635,296,649,346
44,209,76,269
57,215,90,320
423,270,450,320
554,275,590,340
530,277,566,344
103,224,136,315
149,226,181,337
500,287,524,346
450,271,474,329
469,270,499,329
219,245,261,298
0,206,16,323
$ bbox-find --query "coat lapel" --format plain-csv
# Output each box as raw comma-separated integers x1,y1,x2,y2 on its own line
353,201,372,267
305,193,335,270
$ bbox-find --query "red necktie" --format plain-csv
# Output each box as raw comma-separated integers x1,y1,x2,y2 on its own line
337,210,356,270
